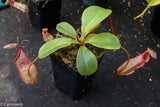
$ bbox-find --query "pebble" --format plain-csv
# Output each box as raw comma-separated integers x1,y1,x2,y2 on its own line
148,10,151,14
128,1,131,7
149,78,152,82
157,44,160,48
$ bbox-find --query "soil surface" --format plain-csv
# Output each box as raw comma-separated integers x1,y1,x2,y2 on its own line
0,0,160,107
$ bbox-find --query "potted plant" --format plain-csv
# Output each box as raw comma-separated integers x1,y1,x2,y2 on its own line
37,6,120,99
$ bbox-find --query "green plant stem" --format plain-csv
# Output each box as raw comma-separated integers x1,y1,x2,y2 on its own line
134,6,150,20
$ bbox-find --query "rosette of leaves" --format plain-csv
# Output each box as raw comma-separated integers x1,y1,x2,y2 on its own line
134,0,160,20
38,6,121,76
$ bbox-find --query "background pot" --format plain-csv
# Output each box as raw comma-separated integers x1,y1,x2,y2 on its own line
151,5,160,37
26,0,62,31
50,52,104,100
83,0,111,8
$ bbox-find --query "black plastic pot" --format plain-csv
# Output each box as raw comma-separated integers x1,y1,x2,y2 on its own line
26,0,62,31
83,0,111,8
50,53,104,100
1,0,6,3
151,5,160,37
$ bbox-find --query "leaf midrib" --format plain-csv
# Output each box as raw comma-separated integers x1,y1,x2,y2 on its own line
84,10,104,33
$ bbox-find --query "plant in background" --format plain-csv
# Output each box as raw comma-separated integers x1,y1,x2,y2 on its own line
134,0,160,20
1,0,52,12
2,0,29,12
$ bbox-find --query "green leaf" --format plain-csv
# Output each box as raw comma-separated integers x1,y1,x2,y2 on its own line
85,33,121,49
146,0,151,3
148,0,160,6
76,45,97,76
134,0,160,20
56,22,76,39
81,6,112,35
38,38,73,58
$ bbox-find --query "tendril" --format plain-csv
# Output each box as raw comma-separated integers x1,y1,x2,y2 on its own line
76,29,82,44
28,57,39,84
117,46,130,74
108,15,130,74
109,15,115,35
27,0,30,8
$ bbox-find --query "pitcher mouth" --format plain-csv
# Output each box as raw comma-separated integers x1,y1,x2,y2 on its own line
141,51,150,63
14,46,21,62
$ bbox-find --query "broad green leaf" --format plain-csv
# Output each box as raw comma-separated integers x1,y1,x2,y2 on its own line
56,22,76,39
76,45,97,76
38,38,73,58
134,0,160,20
81,6,112,35
85,33,121,49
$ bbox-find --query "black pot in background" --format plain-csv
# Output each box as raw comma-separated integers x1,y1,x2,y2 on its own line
151,5,160,37
83,0,111,8
26,0,62,31
1,0,6,3
50,53,104,100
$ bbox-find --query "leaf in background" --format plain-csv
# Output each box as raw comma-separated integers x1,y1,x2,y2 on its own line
148,0,160,6
38,38,73,58
85,33,121,49
76,45,97,76
134,0,160,20
81,6,112,35
56,22,76,39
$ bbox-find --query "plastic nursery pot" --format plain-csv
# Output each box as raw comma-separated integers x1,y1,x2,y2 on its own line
50,52,104,100
151,5,160,37
83,0,111,8
26,0,62,31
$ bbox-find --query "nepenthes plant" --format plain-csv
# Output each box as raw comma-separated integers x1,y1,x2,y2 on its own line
3,6,157,85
